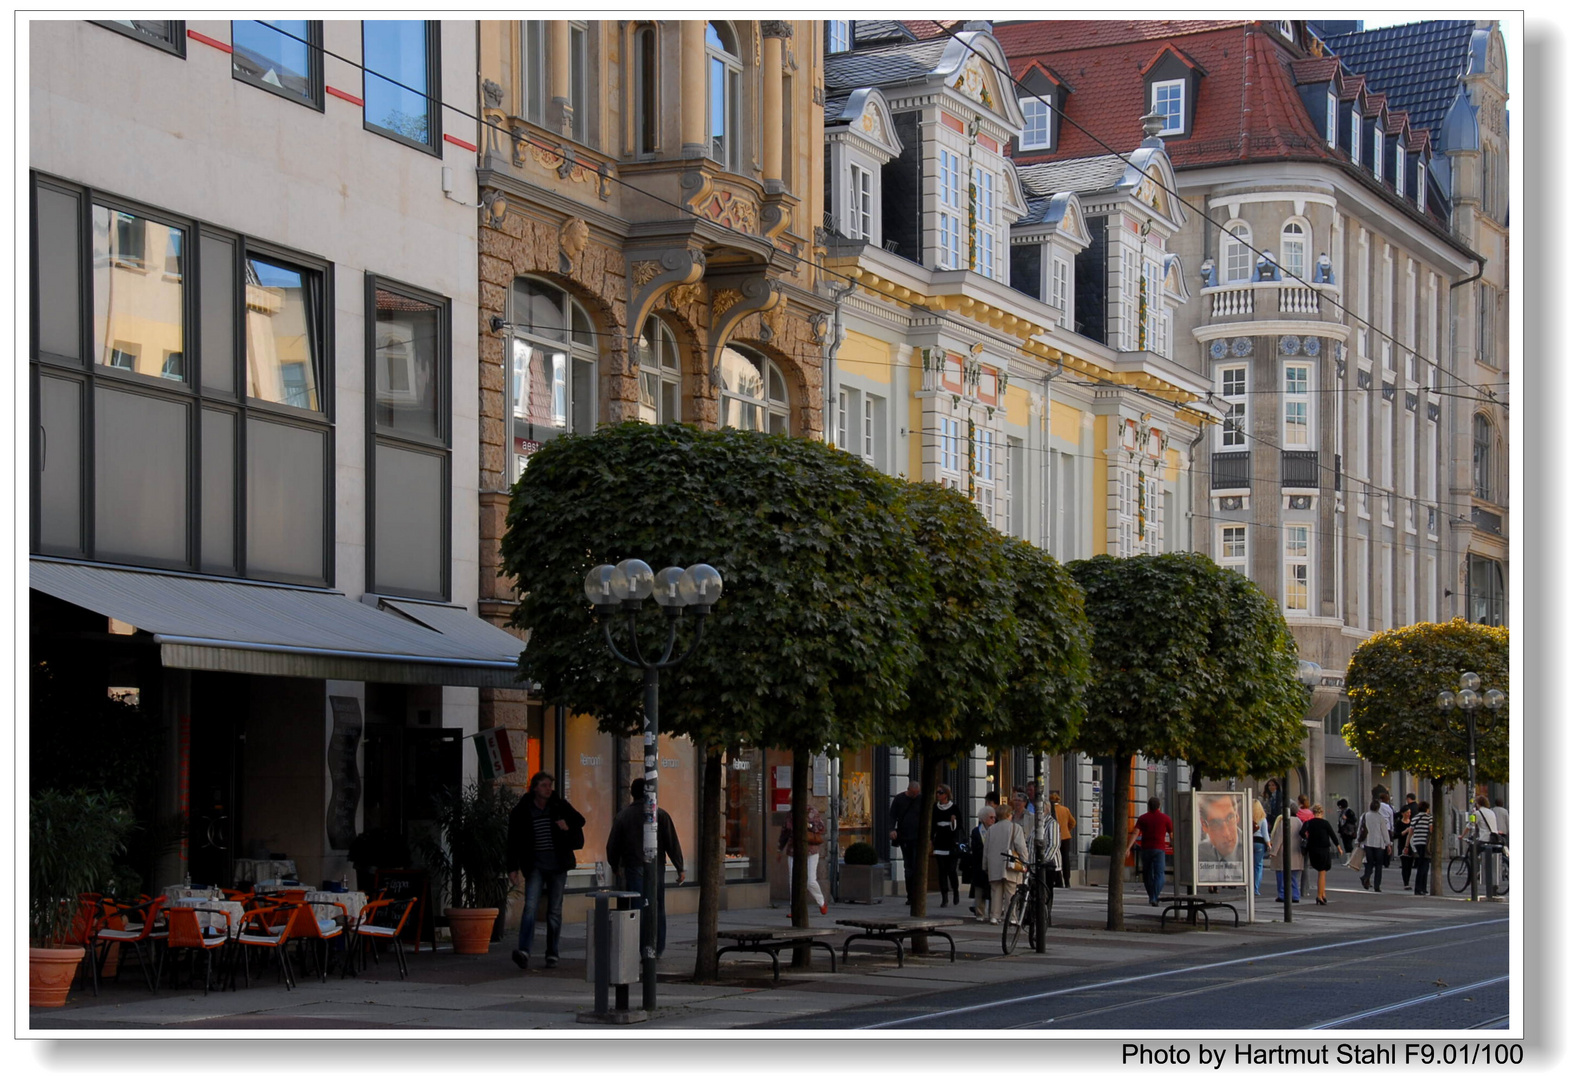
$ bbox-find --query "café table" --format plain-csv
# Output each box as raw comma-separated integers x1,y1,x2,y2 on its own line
171,895,247,939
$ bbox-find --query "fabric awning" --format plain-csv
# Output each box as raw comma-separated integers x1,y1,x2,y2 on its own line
30,558,527,688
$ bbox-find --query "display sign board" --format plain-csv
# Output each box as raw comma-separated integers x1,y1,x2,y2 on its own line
1192,789,1250,888
373,867,436,952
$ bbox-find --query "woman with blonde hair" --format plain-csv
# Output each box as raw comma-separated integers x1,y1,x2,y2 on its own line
981,803,1029,924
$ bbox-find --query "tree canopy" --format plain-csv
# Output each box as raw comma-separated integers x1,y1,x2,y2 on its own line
1343,618,1510,784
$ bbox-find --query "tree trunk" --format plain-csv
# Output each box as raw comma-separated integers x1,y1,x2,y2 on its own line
1430,777,1445,897
910,754,940,954
789,745,810,967
692,746,725,982
1107,751,1131,932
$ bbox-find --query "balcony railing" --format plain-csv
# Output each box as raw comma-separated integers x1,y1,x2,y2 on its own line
1211,451,1251,489
1201,280,1339,323
1471,506,1503,536
1282,450,1319,488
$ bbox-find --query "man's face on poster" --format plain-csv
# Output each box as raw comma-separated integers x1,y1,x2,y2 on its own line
1200,796,1240,858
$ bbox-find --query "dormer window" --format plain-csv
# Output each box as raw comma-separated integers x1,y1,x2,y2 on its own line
828,20,852,54
1351,106,1361,164
1152,79,1185,136
1020,96,1052,150
1326,92,1338,148
1395,143,1406,196
1373,125,1383,181
1278,21,1295,40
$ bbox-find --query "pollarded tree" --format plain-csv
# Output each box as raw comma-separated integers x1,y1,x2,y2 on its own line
1184,565,1311,785
875,483,1019,921
1344,618,1510,893
1067,552,1306,930
502,422,927,978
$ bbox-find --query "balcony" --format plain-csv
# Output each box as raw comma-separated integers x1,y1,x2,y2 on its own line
1211,451,1251,489
1282,450,1319,488
1201,280,1340,323
1471,505,1503,536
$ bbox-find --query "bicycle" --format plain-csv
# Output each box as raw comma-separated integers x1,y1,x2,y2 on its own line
1447,837,1509,896
1000,854,1054,955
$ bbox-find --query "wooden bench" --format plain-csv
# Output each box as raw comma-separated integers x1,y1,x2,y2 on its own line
834,917,962,968
715,927,838,980
1157,894,1240,930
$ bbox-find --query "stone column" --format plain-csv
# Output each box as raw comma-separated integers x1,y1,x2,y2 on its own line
680,21,707,158
548,20,571,136
760,22,792,190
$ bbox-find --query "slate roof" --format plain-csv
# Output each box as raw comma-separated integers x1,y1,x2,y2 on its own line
1014,156,1131,226
854,20,917,46
994,21,1336,171
1320,21,1476,152
824,38,953,93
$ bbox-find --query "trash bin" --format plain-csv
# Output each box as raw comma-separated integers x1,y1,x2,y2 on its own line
585,903,640,985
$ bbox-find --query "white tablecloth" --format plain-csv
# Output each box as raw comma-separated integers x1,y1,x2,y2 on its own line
162,885,225,903
304,890,368,925
171,896,246,939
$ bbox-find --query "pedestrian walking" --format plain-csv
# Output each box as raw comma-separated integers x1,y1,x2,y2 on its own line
1491,798,1510,847
930,785,962,908
1396,793,1419,889
507,771,586,970
1409,804,1434,895
966,804,995,917
887,781,923,902
1269,802,1301,902
1050,793,1077,888
1130,796,1173,906
607,778,686,953
1298,805,1341,904
776,801,828,916
1261,779,1283,826
981,803,1028,924
1335,799,1358,855
1251,802,1270,896
1359,798,1391,892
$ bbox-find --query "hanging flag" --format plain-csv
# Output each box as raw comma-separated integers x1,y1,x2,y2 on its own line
471,728,516,780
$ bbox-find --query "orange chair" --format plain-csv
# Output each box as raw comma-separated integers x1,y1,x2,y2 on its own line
345,897,415,979
164,907,232,995
92,896,169,992
60,894,104,996
233,902,301,990
288,900,347,983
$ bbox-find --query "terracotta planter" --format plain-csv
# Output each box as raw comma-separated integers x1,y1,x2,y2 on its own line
445,908,498,955
30,945,85,1008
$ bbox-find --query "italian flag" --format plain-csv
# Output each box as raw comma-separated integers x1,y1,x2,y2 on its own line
472,728,516,781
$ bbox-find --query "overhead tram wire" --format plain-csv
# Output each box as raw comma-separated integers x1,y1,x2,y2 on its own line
930,20,1508,408
267,21,1493,420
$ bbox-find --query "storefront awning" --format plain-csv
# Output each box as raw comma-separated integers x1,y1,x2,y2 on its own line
30,558,528,688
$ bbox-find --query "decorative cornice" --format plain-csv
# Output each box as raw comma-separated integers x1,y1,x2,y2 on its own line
761,20,793,39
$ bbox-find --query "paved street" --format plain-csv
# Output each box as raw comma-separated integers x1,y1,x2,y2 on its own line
30,877,1510,1033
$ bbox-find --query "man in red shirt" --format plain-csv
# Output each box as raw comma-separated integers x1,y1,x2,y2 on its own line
1131,797,1173,906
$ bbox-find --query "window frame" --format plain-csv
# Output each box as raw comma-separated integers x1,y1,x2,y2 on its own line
938,147,964,269
1280,220,1308,280
633,22,658,156
231,20,324,111
522,20,547,127
1326,92,1338,147
1283,362,1313,449
508,277,600,482
1223,220,1254,283
1472,413,1492,501
568,20,591,145
1395,142,1406,196
635,313,682,425
362,19,442,156
1284,524,1311,613
1217,363,1248,450
1019,96,1052,150
706,21,743,172
1350,106,1362,165
848,163,874,243
1218,524,1248,576
828,20,853,54
971,165,999,279
719,343,791,435
365,273,452,601
92,19,186,56
1151,78,1186,136
1372,125,1384,181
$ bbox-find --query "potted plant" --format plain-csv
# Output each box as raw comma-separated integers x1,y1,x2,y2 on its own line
838,840,885,904
418,783,516,955
1085,834,1114,885
29,789,134,1006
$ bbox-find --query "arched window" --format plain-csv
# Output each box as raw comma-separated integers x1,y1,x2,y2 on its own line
509,277,598,481
635,314,681,424
1280,220,1308,280
1472,413,1492,501
719,344,790,434
634,22,657,155
1223,222,1253,283
706,21,742,171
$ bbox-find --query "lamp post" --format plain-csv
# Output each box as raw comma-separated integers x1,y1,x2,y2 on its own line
585,558,722,1012
1436,672,1506,902
1291,661,1322,924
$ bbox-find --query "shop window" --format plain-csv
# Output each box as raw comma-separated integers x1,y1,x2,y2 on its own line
724,745,765,880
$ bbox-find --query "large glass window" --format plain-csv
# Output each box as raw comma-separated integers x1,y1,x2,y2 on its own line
939,149,963,269
1281,221,1308,280
720,345,790,434
372,285,443,439
94,19,185,55
232,20,322,108
1284,364,1311,448
706,22,742,171
245,255,323,411
363,20,438,151
635,314,681,424
92,205,186,382
510,278,599,481
972,166,998,278
724,745,765,881
1218,364,1247,449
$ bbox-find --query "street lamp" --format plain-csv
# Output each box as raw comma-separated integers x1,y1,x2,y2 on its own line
585,558,722,1012
1436,671,1506,902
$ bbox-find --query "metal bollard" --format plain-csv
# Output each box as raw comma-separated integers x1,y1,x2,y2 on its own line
577,890,644,1024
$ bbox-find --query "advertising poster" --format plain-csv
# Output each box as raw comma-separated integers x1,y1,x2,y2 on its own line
1193,788,1250,887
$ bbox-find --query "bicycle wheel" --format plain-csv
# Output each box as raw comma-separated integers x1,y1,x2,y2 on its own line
1492,855,1510,897
1001,887,1027,955
1446,856,1469,893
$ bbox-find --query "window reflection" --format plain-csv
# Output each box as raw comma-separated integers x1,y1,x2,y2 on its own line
373,288,440,438
636,315,681,424
509,278,598,480
363,20,433,147
92,206,185,382
245,256,321,411
233,20,317,104
719,345,790,434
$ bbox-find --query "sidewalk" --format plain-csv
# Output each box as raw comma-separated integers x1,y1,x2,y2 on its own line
30,877,1500,1031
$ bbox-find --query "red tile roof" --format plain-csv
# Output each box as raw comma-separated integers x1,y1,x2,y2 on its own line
1363,92,1387,118
994,21,1337,170
1340,74,1366,100
899,19,956,40
1385,109,1409,135
1290,56,1340,84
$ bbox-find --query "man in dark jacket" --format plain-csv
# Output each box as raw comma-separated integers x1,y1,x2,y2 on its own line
507,771,585,970
606,778,686,956
887,781,922,901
